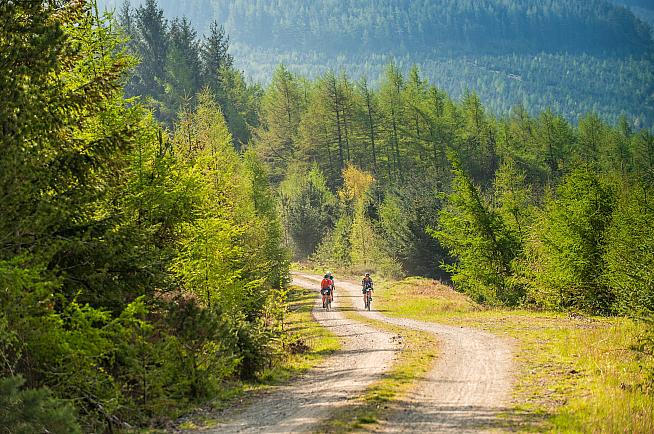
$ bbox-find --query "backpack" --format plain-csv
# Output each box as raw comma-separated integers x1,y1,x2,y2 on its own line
321,278,331,289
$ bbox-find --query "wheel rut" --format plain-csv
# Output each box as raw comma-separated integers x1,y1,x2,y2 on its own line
331,277,515,433
196,274,399,433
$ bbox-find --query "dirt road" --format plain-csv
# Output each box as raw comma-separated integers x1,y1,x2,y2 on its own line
198,274,400,433
332,278,514,433
194,274,513,433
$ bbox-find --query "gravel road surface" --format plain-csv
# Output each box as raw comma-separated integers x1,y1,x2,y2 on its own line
197,274,400,433
331,276,514,433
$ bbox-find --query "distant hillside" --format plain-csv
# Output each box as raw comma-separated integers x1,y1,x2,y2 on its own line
103,0,652,55
100,0,654,127
613,0,654,29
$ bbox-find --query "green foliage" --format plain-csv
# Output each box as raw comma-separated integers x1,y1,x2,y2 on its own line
280,166,337,258
312,215,353,269
378,195,413,266
432,156,521,304
524,168,615,313
118,0,261,138
313,165,401,276
493,158,532,239
0,375,80,434
0,3,288,431
632,130,654,186
6,2,654,431
106,0,654,127
254,65,303,183
604,181,654,315
163,17,202,122
378,178,448,278
161,297,239,400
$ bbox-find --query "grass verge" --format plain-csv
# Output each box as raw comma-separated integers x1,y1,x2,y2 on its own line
376,277,654,433
176,285,340,432
314,300,439,433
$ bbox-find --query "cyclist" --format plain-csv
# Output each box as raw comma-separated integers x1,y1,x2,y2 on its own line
362,272,373,307
320,274,333,308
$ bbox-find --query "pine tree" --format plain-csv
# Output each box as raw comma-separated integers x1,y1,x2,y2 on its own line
0,375,80,434
133,0,169,105
459,91,498,184
402,66,432,165
379,64,405,182
536,108,571,179
356,77,380,175
493,158,532,240
163,17,202,122
279,166,336,258
525,167,614,313
577,113,606,165
432,155,520,304
254,65,303,184
297,71,349,186
200,21,233,96
631,130,654,186
604,179,654,315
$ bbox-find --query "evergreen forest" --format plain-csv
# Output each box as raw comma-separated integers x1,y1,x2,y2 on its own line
2,0,654,432
99,0,654,128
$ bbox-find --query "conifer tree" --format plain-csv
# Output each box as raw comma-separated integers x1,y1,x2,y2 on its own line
254,65,303,183
164,17,202,121
432,155,520,304
133,0,169,105
525,168,614,313
536,108,571,179
356,77,380,175
379,64,405,181
604,179,654,315
459,91,498,184
201,21,233,96
403,66,432,165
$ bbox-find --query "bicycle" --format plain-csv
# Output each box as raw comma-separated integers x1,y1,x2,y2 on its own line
321,288,332,311
363,287,373,311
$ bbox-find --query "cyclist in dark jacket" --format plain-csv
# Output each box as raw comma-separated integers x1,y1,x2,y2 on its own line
361,273,373,306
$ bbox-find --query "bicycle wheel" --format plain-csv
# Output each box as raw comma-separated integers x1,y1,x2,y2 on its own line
366,295,371,311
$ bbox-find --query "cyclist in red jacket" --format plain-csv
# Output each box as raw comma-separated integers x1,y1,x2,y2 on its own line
320,274,333,308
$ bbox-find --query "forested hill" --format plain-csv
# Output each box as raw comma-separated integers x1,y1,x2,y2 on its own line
106,0,653,56
227,0,652,55
101,0,654,128
614,0,654,27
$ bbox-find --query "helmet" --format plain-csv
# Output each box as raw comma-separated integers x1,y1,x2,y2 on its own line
365,272,370,277
327,271,333,277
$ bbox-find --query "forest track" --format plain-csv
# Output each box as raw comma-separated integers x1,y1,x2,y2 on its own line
328,276,515,433
195,274,400,433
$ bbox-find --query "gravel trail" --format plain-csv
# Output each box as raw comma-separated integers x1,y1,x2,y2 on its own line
197,274,400,433
329,276,515,433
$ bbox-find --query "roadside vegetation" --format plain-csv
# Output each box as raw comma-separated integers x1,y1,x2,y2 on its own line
376,278,654,433
179,285,340,431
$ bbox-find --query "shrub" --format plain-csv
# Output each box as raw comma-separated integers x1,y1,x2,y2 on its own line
0,375,80,434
